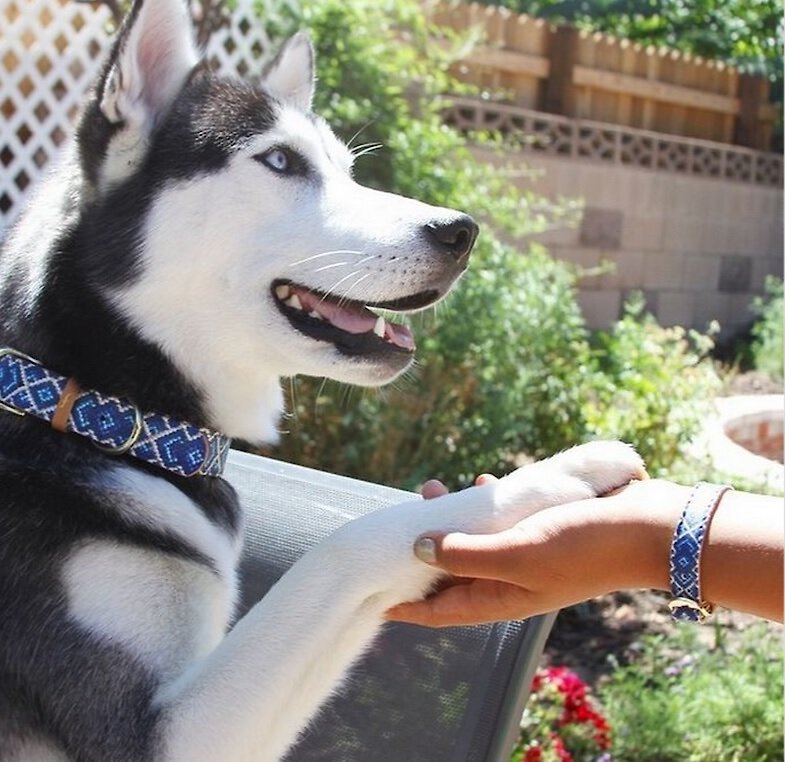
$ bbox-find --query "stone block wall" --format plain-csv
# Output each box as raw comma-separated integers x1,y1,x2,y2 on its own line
475,146,784,337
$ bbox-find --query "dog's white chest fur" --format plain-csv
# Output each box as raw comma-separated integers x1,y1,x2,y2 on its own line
61,466,241,683
64,541,233,682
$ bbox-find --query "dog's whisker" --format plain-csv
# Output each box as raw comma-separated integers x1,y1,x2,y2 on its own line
321,269,365,303
288,250,364,268
350,142,384,156
313,261,351,273
354,253,380,267
288,376,298,421
351,140,381,150
346,120,377,150
339,382,356,411
351,144,384,160
314,377,333,418
334,272,372,307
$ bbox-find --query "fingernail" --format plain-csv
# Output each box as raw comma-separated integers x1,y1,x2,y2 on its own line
413,536,437,564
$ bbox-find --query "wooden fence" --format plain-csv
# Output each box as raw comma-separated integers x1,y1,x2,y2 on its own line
432,2,777,150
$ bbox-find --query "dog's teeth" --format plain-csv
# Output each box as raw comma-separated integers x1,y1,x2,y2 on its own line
275,284,291,301
373,316,386,338
309,311,322,320
285,294,303,310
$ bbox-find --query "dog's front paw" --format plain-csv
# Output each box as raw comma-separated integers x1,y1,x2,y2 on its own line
489,440,646,525
547,440,647,496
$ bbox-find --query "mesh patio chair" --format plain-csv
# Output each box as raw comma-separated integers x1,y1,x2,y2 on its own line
226,450,556,762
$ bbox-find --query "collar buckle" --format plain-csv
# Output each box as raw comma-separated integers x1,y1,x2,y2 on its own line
92,405,144,456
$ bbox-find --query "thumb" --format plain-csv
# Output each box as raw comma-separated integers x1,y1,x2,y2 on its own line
413,529,526,582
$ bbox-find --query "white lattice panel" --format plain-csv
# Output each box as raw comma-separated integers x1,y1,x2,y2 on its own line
206,0,299,79
1,0,112,227
0,0,300,237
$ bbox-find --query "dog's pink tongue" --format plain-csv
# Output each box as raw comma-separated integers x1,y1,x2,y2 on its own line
294,287,373,332
294,287,415,350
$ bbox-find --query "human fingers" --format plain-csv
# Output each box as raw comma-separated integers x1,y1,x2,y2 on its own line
386,578,534,627
420,479,449,500
411,529,531,584
421,473,497,500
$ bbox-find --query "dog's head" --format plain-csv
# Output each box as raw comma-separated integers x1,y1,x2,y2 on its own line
65,0,478,441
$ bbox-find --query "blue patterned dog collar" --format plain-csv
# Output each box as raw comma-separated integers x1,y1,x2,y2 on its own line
668,481,733,622
0,347,231,478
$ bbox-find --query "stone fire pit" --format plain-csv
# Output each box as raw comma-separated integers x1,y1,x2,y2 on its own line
694,395,784,490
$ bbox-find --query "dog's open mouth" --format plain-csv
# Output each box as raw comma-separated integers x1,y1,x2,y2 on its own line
272,280,439,356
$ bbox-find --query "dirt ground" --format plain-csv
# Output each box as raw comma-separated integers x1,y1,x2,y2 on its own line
542,590,672,684
723,370,783,395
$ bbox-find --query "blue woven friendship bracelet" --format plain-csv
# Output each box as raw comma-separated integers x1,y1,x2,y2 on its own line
0,347,230,478
668,481,733,623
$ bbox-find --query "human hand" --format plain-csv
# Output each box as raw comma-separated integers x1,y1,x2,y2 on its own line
388,479,681,627
419,473,497,500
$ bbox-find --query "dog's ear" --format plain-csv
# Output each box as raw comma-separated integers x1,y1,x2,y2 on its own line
262,32,315,112
100,0,199,129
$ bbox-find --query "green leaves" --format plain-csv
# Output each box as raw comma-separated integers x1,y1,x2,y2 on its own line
599,624,784,761
750,276,784,382
585,294,721,474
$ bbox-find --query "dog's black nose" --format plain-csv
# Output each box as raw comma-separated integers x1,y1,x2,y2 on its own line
425,214,479,266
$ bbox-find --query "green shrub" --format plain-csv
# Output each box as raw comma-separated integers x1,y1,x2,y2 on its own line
598,624,784,761
749,276,784,382
584,294,722,475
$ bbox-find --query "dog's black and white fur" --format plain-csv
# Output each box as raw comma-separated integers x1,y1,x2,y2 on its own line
0,1,645,759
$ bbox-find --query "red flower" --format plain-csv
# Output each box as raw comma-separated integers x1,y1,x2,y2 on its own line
525,666,613,758
544,667,587,703
523,745,543,762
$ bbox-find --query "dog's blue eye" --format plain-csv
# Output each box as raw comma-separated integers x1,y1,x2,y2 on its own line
257,148,290,173
254,147,310,177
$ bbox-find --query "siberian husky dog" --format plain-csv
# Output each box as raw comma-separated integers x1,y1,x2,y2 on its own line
0,0,645,759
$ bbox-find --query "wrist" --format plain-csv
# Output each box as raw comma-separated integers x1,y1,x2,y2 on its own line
699,489,783,620
596,480,691,593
